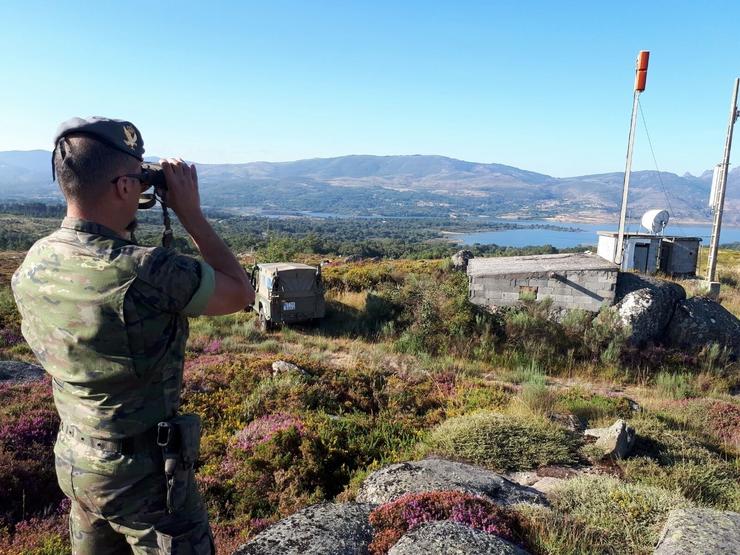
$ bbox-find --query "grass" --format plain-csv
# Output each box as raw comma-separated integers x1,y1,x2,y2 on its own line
529,475,692,555
654,371,696,399
619,411,740,510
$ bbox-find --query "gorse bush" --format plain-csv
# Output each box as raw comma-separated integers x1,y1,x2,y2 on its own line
425,411,582,471
368,490,516,555
321,260,444,292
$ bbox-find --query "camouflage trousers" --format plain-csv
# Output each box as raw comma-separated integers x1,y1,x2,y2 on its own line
54,428,214,555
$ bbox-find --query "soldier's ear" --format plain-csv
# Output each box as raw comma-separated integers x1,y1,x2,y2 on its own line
112,177,134,201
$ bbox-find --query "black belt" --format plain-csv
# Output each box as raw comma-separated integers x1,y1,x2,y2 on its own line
59,422,158,456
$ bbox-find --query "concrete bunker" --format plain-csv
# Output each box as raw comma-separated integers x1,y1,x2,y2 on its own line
467,253,619,312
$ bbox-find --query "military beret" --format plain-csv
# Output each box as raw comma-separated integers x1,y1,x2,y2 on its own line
54,116,145,161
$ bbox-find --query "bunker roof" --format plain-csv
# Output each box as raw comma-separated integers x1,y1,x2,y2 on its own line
467,253,617,277
257,263,318,272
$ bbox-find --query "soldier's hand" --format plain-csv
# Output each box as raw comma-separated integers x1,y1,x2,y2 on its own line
160,158,202,222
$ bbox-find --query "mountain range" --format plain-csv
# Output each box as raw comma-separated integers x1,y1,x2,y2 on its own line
1,150,737,224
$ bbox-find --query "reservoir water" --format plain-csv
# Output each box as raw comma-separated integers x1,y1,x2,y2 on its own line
458,220,740,249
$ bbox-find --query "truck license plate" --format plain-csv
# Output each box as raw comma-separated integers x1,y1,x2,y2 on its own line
282,302,296,311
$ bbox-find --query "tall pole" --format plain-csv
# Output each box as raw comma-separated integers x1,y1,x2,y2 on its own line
615,51,650,265
706,77,740,292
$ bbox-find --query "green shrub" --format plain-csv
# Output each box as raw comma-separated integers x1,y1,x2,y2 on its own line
394,271,500,358
583,307,628,365
425,411,582,471
655,372,696,399
548,475,691,554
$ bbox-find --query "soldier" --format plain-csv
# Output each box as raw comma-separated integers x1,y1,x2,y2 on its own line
11,117,254,554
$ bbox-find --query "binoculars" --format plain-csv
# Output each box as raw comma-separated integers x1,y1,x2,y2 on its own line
138,163,167,209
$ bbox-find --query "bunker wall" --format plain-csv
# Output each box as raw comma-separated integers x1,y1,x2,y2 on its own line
469,269,617,312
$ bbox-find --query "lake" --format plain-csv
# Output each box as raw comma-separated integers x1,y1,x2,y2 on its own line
458,220,740,249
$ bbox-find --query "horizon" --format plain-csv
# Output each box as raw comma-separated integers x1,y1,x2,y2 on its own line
2,1,739,177
0,148,727,180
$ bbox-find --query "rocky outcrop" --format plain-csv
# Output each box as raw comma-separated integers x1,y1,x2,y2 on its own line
451,250,473,271
505,466,583,495
388,521,530,555
654,508,740,555
584,419,635,459
665,297,740,356
271,360,309,378
234,502,374,555
0,360,45,383
356,458,546,506
613,275,685,345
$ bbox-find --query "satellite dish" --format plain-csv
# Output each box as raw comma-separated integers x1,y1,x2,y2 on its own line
641,209,669,234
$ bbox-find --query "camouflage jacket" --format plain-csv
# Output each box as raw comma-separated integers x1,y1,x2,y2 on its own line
11,218,215,440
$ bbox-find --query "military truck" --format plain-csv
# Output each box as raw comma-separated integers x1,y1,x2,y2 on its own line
250,263,325,331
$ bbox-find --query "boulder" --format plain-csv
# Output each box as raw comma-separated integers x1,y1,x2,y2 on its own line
233,502,373,555
451,250,473,271
615,273,683,302
654,508,740,555
343,255,363,263
665,297,740,356
0,360,45,383
356,458,545,506
613,275,685,345
584,419,635,459
388,521,530,555
271,360,309,379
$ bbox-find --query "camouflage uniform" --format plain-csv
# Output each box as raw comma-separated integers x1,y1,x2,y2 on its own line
12,217,216,554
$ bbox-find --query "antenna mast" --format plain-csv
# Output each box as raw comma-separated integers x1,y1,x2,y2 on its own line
615,51,650,265
706,77,740,296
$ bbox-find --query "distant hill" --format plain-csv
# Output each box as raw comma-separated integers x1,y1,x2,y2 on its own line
0,151,737,223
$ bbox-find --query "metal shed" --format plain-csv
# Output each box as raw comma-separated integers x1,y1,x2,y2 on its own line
658,236,702,277
597,232,662,274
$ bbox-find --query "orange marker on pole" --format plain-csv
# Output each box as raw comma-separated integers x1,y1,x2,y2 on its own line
634,51,650,92
616,50,650,264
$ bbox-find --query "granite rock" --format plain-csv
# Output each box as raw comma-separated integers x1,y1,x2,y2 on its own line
388,521,530,555
584,419,635,459
654,508,740,555
613,276,685,346
233,502,373,555
356,458,546,506
271,360,309,378
451,250,473,271
665,297,740,356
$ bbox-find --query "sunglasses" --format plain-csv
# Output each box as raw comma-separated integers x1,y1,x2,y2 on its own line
110,163,166,191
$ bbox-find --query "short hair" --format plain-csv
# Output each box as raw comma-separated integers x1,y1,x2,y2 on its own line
53,134,138,203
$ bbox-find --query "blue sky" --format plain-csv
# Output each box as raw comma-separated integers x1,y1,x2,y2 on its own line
1,0,738,176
